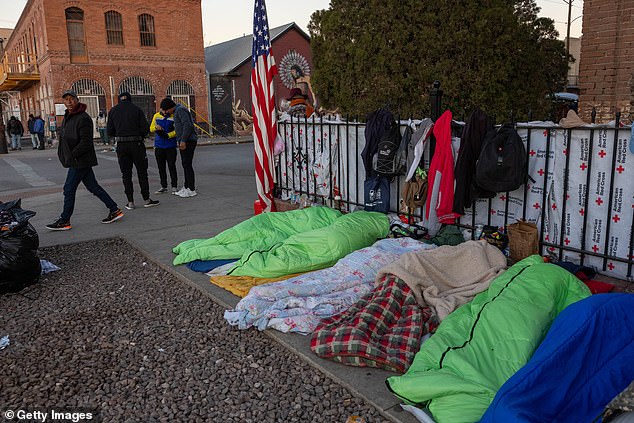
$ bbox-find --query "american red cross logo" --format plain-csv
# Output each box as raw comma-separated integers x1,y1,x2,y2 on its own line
563,148,568,156
538,169,545,176
613,215,621,223
552,203,557,210
529,150,536,157
545,234,550,241
564,238,570,245
579,208,585,216
598,150,606,158
490,209,496,216
608,262,615,271
596,197,604,206
548,247,556,252
592,245,599,253
500,195,507,201
617,165,625,174
543,130,549,137
533,203,541,209
566,194,570,200
580,163,588,171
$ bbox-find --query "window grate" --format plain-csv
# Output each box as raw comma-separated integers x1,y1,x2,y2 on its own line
71,79,105,96
105,11,123,46
138,14,156,47
167,80,195,96
119,76,154,95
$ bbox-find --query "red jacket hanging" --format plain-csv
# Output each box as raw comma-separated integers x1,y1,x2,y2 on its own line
425,110,460,224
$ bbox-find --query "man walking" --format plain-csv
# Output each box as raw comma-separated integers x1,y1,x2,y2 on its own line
46,90,124,231
107,92,159,209
96,111,109,145
6,116,24,150
34,115,45,150
160,98,198,198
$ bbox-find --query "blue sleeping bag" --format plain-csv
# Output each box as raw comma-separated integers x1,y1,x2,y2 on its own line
480,294,634,423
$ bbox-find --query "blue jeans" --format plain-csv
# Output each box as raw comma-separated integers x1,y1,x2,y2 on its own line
10,134,21,149
61,167,118,222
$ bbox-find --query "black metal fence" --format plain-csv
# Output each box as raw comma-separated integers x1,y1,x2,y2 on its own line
276,111,633,281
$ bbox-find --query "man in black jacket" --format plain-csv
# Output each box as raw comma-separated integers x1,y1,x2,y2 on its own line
107,92,159,210
46,90,123,231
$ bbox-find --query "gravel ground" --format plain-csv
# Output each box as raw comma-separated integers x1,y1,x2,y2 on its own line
0,238,392,423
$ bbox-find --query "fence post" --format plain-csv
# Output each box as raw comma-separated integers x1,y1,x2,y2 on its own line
429,80,442,159
591,107,597,124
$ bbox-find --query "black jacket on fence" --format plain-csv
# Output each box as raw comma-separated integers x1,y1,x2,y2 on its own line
361,108,395,178
452,108,494,215
57,103,98,169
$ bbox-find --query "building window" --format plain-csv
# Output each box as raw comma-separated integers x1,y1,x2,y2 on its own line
65,7,88,63
138,14,156,47
105,11,123,45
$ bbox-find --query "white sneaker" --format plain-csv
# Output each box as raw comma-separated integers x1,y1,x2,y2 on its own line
176,188,192,198
173,187,186,196
187,190,197,197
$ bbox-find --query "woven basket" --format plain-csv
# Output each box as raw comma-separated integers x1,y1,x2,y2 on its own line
508,220,539,261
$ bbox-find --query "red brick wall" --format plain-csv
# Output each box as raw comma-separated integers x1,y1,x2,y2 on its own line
579,0,634,123
4,0,208,123
231,28,312,114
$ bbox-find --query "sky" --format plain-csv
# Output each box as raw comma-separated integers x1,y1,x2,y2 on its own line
0,0,584,45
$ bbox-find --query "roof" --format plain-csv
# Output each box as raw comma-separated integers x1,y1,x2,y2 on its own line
204,22,309,76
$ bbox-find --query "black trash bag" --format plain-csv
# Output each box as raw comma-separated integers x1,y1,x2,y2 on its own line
0,199,41,294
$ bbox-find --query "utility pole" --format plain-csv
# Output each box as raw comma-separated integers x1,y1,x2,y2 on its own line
565,0,573,60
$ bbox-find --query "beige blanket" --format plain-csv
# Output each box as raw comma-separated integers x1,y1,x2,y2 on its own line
377,240,506,320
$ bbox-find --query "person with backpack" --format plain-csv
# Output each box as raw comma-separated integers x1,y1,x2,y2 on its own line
6,116,24,151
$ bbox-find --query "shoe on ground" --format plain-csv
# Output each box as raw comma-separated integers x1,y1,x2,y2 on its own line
155,187,168,194
173,187,187,196
144,199,160,208
171,187,178,194
46,219,71,231
125,202,136,210
102,209,124,224
176,188,197,198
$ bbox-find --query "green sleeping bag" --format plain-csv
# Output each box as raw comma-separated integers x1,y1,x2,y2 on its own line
172,207,342,265
386,255,591,423
227,211,390,278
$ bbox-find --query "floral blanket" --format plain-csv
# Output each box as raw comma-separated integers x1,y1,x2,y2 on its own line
223,238,435,334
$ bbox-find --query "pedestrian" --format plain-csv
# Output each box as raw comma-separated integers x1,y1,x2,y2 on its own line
46,90,124,231
151,100,178,194
27,114,38,149
160,98,198,198
96,111,109,145
107,92,159,210
6,116,23,151
34,115,45,150
48,113,57,144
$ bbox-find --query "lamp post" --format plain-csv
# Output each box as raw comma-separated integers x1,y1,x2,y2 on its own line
564,0,574,59
0,38,6,154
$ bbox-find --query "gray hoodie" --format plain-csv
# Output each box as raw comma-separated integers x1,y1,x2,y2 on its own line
173,104,197,143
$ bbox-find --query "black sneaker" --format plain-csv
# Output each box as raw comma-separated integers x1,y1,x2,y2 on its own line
154,187,168,194
46,219,72,231
102,209,124,224
143,199,160,208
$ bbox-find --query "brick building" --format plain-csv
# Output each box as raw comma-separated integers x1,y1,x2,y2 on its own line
205,23,312,135
0,0,208,134
579,0,634,122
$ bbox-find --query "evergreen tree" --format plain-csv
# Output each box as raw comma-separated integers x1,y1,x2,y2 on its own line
308,0,569,119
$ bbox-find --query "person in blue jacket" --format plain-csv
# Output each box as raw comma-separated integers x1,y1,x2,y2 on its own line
150,100,178,194
33,115,45,150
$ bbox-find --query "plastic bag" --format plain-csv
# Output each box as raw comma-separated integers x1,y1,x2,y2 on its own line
0,199,41,294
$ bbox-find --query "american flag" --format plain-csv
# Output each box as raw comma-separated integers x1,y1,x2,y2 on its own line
251,0,277,212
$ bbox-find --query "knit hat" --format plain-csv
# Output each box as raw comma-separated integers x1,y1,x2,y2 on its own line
118,92,131,102
160,98,176,110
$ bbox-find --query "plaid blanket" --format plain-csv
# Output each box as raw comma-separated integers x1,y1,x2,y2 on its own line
310,274,438,373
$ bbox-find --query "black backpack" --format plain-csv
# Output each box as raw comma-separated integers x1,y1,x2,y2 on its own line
374,122,409,177
475,124,527,193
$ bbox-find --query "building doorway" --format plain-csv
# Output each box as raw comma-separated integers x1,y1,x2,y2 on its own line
118,76,155,122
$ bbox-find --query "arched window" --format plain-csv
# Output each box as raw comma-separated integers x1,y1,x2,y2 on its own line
65,7,87,63
138,14,156,47
105,11,123,45
71,79,105,96
167,80,195,109
119,76,154,95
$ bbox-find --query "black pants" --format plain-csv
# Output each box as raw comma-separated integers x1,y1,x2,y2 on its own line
37,133,45,150
180,141,196,191
116,141,150,202
155,147,178,189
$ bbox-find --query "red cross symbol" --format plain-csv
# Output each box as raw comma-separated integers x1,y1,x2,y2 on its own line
491,209,497,216
566,194,570,200
617,165,625,174
564,238,571,245
596,197,604,206
579,208,585,216
592,245,600,253
299,129,303,136
608,262,615,271
552,203,557,210
543,130,549,137
500,195,507,201
548,247,556,253
598,150,606,158
613,215,621,223
563,148,568,156
529,150,536,157
538,168,545,177
533,202,541,210
545,234,550,241
580,163,588,171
